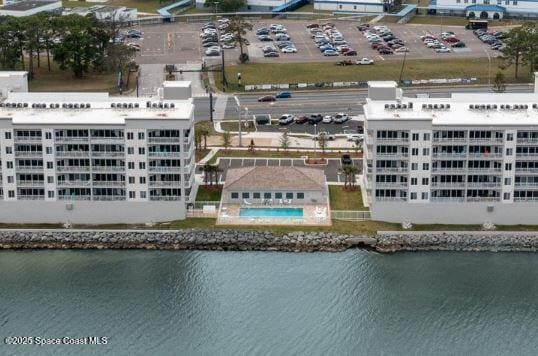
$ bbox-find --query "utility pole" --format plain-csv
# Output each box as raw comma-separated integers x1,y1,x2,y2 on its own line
234,96,242,147
209,91,214,122
398,50,407,84
221,45,227,92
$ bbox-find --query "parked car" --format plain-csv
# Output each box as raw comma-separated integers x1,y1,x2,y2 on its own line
322,115,333,123
205,48,220,56
276,91,292,99
357,24,370,31
323,49,338,56
347,133,364,142
435,47,451,53
258,95,276,102
378,48,393,55
451,41,466,48
281,46,297,53
341,154,353,166
258,35,273,41
295,115,309,124
343,50,357,56
264,51,279,57
203,42,219,48
444,37,460,43
308,114,323,124
127,43,141,51
335,60,353,66
356,58,374,65
275,34,290,41
334,113,349,123
313,132,335,141
394,47,409,53
278,114,294,125
222,43,235,49
306,23,319,28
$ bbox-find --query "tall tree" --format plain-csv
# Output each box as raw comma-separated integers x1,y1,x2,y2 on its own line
317,135,328,155
227,16,252,63
501,23,536,79
221,131,231,151
204,0,246,12
198,128,210,150
493,71,506,93
280,131,290,151
0,17,23,69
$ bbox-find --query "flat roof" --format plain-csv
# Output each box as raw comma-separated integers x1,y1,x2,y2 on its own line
0,71,27,77
368,81,398,88
365,92,538,126
0,0,59,11
163,81,191,88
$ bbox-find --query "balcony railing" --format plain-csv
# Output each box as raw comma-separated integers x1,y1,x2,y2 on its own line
375,137,409,143
91,166,125,172
58,195,92,201
15,151,43,157
466,196,501,202
430,197,465,203
466,167,502,173
148,151,181,158
514,197,538,202
92,181,126,187
515,153,538,158
432,167,467,173
55,151,90,158
432,137,467,143
149,196,182,201
147,137,181,143
375,152,409,158
468,138,504,143
516,138,538,144
515,168,538,173
468,152,503,158
93,196,127,201
57,181,92,187
18,195,45,200
55,137,90,142
90,137,124,142
56,166,91,172
148,166,182,173
149,181,181,187
515,182,538,188
374,182,408,188
375,167,409,173
14,136,42,142
91,151,125,157
16,166,44,171
16,180,44,186
431,182,466,188
432,152,467,158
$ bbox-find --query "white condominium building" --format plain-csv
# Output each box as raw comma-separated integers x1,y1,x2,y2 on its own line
0,82,195,224
363,74,538,224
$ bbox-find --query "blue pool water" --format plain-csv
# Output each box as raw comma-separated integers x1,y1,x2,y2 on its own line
240,207,303,218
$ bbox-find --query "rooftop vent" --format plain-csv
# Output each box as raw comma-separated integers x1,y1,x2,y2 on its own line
170,103,175,108
86,103,90,109
146,101,151,108
134,103,139,108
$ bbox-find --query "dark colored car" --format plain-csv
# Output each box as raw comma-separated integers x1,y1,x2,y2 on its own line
378,48,393,55
306,23,319,28
258,95,276,102
295,115,308,124
264,51,279,57
341,154,353,166
445,37,460,43
308,114,323,124
259,35,273,42
343,50,357,56
275,91,292,98
357,24,370,31
451,41,466,48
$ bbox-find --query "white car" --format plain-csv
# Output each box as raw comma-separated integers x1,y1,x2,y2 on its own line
322,115,333,123
281,47,297,53
334,113,349,123
222,43,235,49
356,58,374,65
435,47,451,53
279,114,295,125
347,133,364,142
395,47,409,52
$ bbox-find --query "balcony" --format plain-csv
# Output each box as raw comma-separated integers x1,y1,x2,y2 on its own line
18,195,45,200
56,166,91,172
93,195,127,201
55,137,90,143
515,153,538,159
149,181,181,187
430,197,465,203
92,181,126,187
149,196,182,201
16,180,44,187
55,151,90,158
91,166,125,172
432,152,467,159
90,137,124,143
432,137,467,143
466,182,502,188
374,197,408,202
431,182,466,188
91,151,125,158
58,195,92,201
516,138,538,144
148,151,181,158
375,167,409,173
57,181,91,187
514,182,538,189
467,152,503,159
514,197,538,202
468,138,504,144
148,166,182,173
147,137,181,143
466,167,502,173
375,152,409,159
15,151,43,158
16,166,44,172
515,168,538,173
375,137,409,144
432,167,467,173
466,196,501,202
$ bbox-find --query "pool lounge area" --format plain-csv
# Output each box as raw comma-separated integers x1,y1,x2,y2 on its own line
216,166,331,226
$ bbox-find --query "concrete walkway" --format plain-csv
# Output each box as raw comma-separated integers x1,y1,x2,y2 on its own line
213,95,228,121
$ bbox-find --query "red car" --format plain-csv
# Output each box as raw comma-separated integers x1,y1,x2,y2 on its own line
258,95,276,102
343,50,357,56
295,115,308,124
445,37,460,43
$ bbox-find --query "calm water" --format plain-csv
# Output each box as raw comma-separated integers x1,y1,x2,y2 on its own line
0,249,537,356
239,207,303,218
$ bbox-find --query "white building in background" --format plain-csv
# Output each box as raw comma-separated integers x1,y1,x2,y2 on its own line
0,72,28,97
0,75,195,224
314,0,393,13
0,0,61,17
62,5,138,22
428,0,538,19
363,74,538,225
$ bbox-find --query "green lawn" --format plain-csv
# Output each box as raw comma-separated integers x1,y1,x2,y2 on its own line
407,16,469,26
208,149,355,164
196,185,222,201
329,185,365,210
62,0,165,13
218,58,532,89
220,120,256,133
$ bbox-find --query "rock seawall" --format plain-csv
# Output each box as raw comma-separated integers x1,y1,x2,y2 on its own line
376,231,538,252
0,229,376,252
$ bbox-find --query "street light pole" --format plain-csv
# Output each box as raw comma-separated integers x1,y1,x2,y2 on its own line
234,96,242,147
314,123,317,159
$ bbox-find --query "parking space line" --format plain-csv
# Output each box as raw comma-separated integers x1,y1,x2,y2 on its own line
241,158,244,166
228,159,232,167
278,159,281,166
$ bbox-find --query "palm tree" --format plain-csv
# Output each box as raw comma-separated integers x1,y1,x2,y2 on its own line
227,17,253,64
199,128,210,150
222,131,231,151
341,165,358,189
195,130,202,151
201,163,212,185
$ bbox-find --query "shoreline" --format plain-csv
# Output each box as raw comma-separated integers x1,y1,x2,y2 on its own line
0,229,537,253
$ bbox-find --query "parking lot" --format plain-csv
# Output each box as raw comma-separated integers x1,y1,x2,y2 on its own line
254,119,363,135
215,157,362,183
130,20,500,65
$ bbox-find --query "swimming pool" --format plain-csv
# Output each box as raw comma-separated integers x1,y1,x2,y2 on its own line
239,207,303,218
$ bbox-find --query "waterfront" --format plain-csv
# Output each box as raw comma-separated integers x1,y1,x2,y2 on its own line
0,249,537,356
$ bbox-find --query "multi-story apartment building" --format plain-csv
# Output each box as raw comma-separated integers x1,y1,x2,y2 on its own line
0,82,195,224
363,75,538,224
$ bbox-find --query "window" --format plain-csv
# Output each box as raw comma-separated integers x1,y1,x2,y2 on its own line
484,0,490,4
140,191,147,199
411,178,418,185
139,162,146,169
456,0,461,3
129,177,135,184
253,192,260,199
503,192,511,200
421,192,429,200
513,0,517,4
264,192,271,199
338,4,342,9
48,191,54,198
507,133,513,141
506,148,513,156
504,178,511,185
139,177,146,184
422,178,429,185
423,148,430,156
4,132,11,139
128,162,135,169
6,161,13,169
127,132,134,140
412,148,419,156
138,132,145,140
505,163,512,171
47,162,53,169
242,192,250,199
286,192,293,199
412,133,419,141
47,176,54,183
129,191,136,199
138,147,145,155
231,192,239,199
296,192,305,199
45,132,52,140
354,5,356,9
5,146,12,154
411,163,418,171
8,190,15,198
46,147,53,154
423,163,430,170
275,192,282,199
7,176,14,183
410,192,417,200
127,147,134,154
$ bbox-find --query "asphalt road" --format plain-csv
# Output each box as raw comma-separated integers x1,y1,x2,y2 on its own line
192,84,534,124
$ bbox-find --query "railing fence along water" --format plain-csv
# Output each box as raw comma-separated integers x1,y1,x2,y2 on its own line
330,210,371,221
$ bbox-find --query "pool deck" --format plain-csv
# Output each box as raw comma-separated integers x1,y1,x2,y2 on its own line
217,204,332,226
